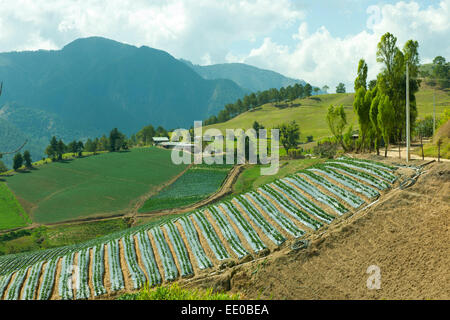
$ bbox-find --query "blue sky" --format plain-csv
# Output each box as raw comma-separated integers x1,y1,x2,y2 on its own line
0,0,448,92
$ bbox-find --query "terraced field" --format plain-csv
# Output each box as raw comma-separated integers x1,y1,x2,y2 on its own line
139,164,233,212
0,157,398,300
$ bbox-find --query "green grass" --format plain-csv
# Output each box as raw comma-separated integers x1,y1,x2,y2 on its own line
118,283,241,300
139,164,232,213
3,147,188,224
0,219,130,256
232,158,325,196
0,182,31,230
204,93,357,141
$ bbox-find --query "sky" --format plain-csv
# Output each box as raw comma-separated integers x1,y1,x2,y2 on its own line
0,0,449,92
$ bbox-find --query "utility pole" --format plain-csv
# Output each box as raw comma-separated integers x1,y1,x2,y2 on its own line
433,89,436,136
406,62,410,162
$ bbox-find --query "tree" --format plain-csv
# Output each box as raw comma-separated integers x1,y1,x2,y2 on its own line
326,104,347,150
322,85,329,93
354,59,368,91
369,93,382,155
137,125,156,145
0,160,8,173
368,80,377,91
278,121,300,154
77,141,84,157
23,150,32,168
13,153,23,171
57,139,66,160
304,83,312,97
109,128,125,152
432,56,450,88
336,83,346,93
353,86,372,152
416,117,433,160
377,95,395,157
313,87,320,94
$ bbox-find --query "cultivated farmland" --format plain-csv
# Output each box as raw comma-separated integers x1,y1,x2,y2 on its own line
3,148,188,224
0,182,31,230
0,157,401,300
139,164,232,212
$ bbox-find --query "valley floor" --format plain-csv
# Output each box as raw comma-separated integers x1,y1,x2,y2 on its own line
183,159,449,299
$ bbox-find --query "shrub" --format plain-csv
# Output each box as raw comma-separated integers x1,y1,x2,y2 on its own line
314,141,337,159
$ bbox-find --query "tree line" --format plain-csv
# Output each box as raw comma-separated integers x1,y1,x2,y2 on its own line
204,83,315,126
326,32,423,157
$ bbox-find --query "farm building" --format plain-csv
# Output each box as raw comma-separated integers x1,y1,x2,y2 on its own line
152,137,170,145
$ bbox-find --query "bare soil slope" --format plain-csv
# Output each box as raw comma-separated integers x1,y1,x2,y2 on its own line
186,160,449,299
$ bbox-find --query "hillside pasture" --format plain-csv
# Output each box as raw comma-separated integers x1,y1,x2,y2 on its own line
0,182,31,230
3,148,188,224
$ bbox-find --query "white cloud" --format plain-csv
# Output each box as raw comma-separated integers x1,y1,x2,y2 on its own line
0,0,304,63
0,0,448,94
240,0,450,92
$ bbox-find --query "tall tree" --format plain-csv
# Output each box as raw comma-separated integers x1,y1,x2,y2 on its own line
336,83,346,93
13,153,23,171
354,59,368,91
377,95,395,157
326,104,348,150
0,160,8,173
23,150,32,168
369,92,382,155
278,121,300,153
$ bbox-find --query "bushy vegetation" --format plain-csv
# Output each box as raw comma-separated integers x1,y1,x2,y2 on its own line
118,283,241,300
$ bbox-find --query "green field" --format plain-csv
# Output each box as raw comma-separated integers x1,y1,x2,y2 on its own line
0,182,31,230
204,86,450,141
139,164,232,213
231,158,325,196
3,147,188,223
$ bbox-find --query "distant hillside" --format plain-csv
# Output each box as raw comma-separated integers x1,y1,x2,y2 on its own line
204,85,450,142
0,37,248,166
181,60,306,92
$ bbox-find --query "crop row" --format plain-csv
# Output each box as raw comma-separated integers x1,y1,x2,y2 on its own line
324,163,390,190
219,201,267,252
259,185,323,230
310,166,379,199
284,175,348,215
135,231,162,286
192,211,230,261
122,235,147,289
331,159,397,183
208,206,249,259
273,180,335,224
234,195,286,246
150,228,178,281
164,222,194,277
245,191,304,238
178,216,213,270
299,170,365,209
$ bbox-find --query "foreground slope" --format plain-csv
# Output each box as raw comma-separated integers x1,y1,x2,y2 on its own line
211,159,449,299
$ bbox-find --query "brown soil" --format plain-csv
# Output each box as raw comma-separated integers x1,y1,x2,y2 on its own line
185,161,449,299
